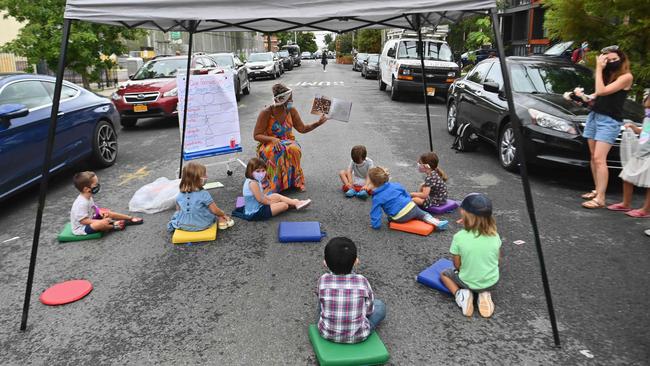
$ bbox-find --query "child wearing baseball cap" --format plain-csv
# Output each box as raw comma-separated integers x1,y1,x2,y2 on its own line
440,193,501,318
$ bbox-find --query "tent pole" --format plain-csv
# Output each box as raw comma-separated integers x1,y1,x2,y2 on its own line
20,18,73,331
178,21,196,179
416,14,433,152
489,8,561,347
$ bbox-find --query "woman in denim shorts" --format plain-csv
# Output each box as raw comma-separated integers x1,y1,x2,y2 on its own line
581,46,634,209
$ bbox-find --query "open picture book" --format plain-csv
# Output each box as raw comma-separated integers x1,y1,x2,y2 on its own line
310,94,352,122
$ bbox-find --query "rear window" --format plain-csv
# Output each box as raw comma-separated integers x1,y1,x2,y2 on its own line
398,41,453,62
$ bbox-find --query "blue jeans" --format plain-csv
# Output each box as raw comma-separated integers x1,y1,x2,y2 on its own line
318,299,387,330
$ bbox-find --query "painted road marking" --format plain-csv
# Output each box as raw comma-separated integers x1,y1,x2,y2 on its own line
288,81,345,87
118,166,150,186
2,236,19,243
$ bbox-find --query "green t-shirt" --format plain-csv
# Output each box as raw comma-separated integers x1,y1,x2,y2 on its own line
449,229,501,290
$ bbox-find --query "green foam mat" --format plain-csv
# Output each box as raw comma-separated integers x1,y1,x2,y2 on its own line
58,223,103,242
308,324,389,366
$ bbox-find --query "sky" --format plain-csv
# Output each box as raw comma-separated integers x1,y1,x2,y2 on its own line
314,31,334,49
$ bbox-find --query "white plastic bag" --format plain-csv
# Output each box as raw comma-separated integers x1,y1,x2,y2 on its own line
620,128,639,167
128,177,180,214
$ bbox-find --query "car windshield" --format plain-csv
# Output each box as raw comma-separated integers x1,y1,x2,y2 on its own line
510,63,594,94
368,55,379,63
249,53,272,62
278,51,289,57
211,55,233,67
132,59,187,80
397,41,453,61
357,53,368,60
544,41,574,56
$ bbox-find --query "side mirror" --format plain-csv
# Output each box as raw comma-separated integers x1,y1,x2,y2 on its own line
483,81,500,94
128,74,134,79
0,104,29,123
387,48,395,58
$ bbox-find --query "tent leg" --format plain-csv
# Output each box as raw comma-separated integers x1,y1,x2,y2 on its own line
20,18,73,332
416,15,434,152
489,8,561,347
178,22,196,179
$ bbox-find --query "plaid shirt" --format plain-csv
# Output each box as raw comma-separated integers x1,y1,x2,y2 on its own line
317,273,374,344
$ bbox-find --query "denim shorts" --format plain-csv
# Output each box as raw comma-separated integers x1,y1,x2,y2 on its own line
84,225,98,234
582,111,621,145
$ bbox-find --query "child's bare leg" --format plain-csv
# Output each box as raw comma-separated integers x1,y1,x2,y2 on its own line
413,197,425,206
106,210,142,223
339,170,353,188
89,218,115,232
441,273,460,295
642,188,650,213
270,202,290,216
268,193,301,207
621,181,634,207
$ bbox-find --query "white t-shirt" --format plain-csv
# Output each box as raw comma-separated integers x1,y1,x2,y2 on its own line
348,157,374,186
70,194,95,235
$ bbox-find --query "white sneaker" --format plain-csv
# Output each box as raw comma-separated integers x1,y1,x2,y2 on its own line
296,199,312,210
645,229,650,237
478,291,494,318
455,289,474,317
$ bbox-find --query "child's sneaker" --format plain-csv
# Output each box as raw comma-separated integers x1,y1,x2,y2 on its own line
345,188,356,198
356,190,369,199
478,291,494,318
455,289,474,317
296,199,312,210
423,215,448,231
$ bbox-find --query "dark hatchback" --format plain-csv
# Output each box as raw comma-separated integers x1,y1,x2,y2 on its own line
446,57,644,171
361,54,380,79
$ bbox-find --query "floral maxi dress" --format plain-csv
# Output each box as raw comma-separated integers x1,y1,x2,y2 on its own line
256,111,304,192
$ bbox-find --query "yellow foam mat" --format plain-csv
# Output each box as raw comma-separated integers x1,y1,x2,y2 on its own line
172,223,217,244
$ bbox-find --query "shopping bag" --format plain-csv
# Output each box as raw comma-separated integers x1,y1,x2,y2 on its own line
620,128,639,167
128,177,180,214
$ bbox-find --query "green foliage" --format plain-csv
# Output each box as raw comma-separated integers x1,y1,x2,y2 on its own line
447,16,494,56
296,32,317,53
336,33,354,55
355,29,382,53
0,0,144,88
274,32,294,47
543,0,650,100
323,33,333,50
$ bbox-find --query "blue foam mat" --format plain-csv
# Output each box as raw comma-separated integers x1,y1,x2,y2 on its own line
416,258,454,295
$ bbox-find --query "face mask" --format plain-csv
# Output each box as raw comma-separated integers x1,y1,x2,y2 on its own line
418,165,428,173
253,171,266,181
90,183,101,195
285,102,293,111
605,60,621,71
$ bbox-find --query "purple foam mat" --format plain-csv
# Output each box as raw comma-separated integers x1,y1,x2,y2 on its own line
236,196,245,208
425,199,459,215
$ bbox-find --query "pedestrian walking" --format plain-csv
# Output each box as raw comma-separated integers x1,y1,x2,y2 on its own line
321,51,328,72
581,46,633,209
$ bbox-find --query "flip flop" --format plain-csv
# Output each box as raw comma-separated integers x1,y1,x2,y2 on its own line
607,203,632,212
625,209,650,218
581,190,597,200
582,199,605,209
124,217,144,226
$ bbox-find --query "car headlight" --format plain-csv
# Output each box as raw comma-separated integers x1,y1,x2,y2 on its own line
163,88,178,98
447,71,456,77
111,92,121,101
401,68,411,75
529,109,577,135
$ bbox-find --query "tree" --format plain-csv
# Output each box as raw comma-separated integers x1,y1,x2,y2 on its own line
323,33,333,51
543,0,650,101
335,33,354,55
0,0,144,89
274,31,294,48
447,15,494,57
355,29,382,53
296,32,317,53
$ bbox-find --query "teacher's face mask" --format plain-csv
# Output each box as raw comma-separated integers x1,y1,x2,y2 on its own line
285,101,293,111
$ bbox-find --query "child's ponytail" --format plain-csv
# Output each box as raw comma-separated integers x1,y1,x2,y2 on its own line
436,167,448,182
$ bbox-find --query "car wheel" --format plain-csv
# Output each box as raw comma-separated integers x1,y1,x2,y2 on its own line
92,120,118,168
390,78,400,101
498,122,519,171
235,79,242,102
243,81,250,95
120,118,137,128
378,73,386,91
446,100,458,135
271,70,277,80
288,64,293,71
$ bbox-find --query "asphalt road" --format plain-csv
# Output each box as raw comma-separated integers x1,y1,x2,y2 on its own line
1,59,648,365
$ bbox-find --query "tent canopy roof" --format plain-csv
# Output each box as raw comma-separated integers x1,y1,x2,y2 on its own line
64,0,495,33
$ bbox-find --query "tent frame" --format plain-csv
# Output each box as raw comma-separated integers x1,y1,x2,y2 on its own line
19,6,560,347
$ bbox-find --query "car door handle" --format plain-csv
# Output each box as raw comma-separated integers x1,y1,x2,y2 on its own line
475,90,482,95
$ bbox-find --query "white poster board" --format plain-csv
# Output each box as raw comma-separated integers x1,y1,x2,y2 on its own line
177,72,242,160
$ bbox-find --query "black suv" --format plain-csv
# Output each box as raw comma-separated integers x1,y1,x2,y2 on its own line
277,50,294,71
446,57,644,171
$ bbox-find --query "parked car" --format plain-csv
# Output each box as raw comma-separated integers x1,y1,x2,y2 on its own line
361,54,380,79
541,41,576,61
300,51,313,60
378,35,459,101
313,51,322,60
327,51,335,59
208,53,251,101
273,53,286,74
246,52,282,80
112,55,220,128
0,73,120,200
460,48,496,67
446,57,644,171
281,44,301,67
277,50,294,71
352,53,369,71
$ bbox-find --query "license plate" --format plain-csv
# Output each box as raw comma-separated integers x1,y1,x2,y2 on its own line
427,87,436,96
133,104,148,113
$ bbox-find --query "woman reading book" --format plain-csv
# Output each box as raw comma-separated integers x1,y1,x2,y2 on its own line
253,83,329,192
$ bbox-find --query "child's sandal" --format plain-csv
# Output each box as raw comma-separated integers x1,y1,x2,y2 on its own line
124,217,144,226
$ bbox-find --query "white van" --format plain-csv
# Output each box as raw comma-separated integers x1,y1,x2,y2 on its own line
378,35,459,100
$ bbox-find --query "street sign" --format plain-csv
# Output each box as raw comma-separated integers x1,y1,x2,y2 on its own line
170,31,181,40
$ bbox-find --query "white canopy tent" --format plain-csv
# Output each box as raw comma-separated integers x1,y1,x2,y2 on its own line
22,0,561,347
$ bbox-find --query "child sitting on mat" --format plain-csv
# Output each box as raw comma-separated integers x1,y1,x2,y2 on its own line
410,152,448,209
235,158,311,221
317,237,386,343
367,167,448,230
441,193,501,318
338,145,374,198
70,171,143,235
168,162,233,232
